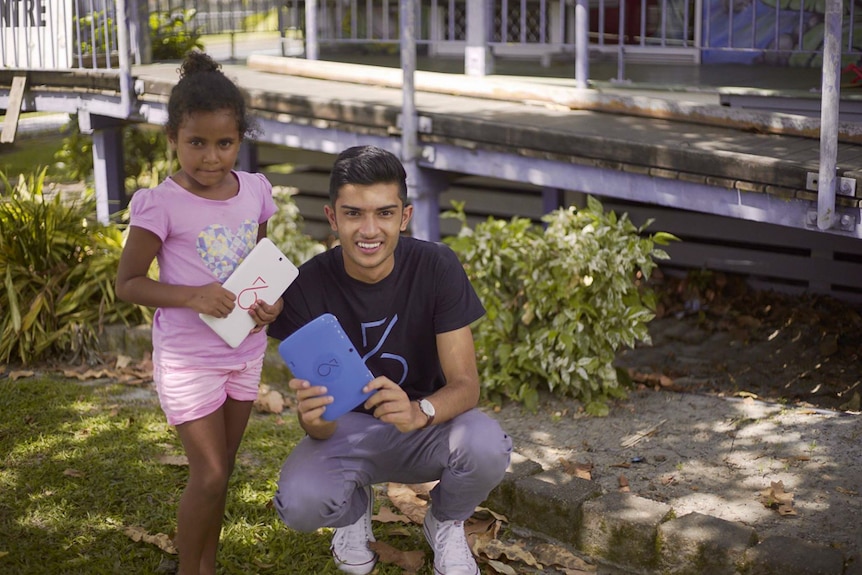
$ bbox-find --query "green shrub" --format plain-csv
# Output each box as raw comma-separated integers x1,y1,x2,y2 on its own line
266,186,326,265
0,170,145,365
444,197,677,414
55,117,175,194
150,9,203,60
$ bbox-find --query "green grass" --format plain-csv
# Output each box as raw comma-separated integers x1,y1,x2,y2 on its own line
0,134,69,183
0,376,435,574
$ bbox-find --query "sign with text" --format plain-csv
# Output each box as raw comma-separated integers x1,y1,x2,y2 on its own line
1,0,72,68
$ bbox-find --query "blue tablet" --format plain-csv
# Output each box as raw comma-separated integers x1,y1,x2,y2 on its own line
278,313,375,421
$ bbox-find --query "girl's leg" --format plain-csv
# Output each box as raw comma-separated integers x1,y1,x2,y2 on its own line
195,398,254,573
175,407,233,575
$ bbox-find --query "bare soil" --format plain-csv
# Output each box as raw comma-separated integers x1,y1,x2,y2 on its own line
486,272,862,555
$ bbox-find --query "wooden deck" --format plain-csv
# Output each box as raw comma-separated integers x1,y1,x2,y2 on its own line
2,58,861,298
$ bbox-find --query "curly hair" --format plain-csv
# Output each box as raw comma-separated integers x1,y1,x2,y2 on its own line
165,51,257,139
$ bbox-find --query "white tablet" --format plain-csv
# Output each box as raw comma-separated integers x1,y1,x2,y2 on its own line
199,237,299,348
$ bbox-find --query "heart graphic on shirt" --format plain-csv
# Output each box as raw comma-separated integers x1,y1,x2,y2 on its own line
197,221,257,282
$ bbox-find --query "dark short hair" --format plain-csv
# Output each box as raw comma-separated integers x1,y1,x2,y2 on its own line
166,51,256,140
328,146,409,205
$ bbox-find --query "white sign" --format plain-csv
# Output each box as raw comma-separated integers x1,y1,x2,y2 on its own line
1,0,72,68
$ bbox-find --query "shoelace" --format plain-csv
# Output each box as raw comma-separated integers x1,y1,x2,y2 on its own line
333,516,372,552
434,520,475,567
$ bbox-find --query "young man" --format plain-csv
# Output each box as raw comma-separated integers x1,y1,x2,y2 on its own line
268,145,512,575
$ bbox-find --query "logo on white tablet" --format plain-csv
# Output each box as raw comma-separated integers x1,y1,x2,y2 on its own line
237,276,268,310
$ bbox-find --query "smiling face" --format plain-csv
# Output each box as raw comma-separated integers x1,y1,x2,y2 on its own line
168,108,241,199
325,181,413,284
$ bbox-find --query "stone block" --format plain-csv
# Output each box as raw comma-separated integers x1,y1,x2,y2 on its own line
505,469,601,547
744,536,845,575
578,491,672,571
844,552,862,575
658,512,756,575
484,451,543,515
99,324,152,358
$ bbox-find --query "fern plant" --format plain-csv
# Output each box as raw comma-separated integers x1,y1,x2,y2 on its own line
444,197,677,414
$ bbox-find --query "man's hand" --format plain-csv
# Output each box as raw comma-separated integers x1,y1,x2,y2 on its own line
363,376,424,433
289,378,337,440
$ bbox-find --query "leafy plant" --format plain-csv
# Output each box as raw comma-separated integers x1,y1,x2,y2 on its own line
54,118,93,182
266,186,326,266
54,117,175,193
150,9,204,60
0,170,145,365
444,197,677,414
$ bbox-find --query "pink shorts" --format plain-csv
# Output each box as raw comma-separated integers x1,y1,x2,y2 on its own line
153,355,264,426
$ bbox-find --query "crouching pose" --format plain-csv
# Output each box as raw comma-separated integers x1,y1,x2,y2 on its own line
268,145,512,574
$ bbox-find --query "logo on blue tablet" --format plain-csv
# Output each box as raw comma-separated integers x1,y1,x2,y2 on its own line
314,353,343,381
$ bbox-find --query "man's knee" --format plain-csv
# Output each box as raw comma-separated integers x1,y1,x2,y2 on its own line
273,479,329,533
450,411,512,480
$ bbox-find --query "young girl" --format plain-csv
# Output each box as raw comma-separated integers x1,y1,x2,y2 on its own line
116,51,282,575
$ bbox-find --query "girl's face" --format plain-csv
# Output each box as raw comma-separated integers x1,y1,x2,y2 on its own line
168,109,241,198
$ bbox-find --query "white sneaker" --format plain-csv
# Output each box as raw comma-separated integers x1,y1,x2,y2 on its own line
331,485,378,575
423,508,480,575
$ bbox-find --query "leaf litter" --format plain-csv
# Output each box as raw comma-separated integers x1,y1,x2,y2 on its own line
375,483,596,574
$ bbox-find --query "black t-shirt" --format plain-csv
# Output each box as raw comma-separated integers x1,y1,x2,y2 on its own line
269,236,485,404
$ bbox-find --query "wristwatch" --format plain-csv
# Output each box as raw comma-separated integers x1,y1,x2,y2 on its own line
417,398,436,428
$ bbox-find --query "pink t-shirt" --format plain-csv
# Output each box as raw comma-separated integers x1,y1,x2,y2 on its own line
129,171,278,365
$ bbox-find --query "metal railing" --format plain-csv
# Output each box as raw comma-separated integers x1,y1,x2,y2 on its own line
2,0,860,73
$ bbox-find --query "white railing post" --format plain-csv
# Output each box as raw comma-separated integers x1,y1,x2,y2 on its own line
306,0,319,60
465,0,493,76
575,0,589,88
116,0,133,116
817,0,842,231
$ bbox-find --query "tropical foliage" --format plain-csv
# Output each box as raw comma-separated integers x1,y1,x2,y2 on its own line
0,170,144,365
445,197,677,414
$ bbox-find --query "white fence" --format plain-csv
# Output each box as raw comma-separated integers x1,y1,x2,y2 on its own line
4,0,860,72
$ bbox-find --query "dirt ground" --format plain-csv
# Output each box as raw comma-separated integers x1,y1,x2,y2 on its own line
486,272,862,555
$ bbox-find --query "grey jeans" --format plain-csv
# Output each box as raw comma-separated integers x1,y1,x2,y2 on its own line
274,408,512,531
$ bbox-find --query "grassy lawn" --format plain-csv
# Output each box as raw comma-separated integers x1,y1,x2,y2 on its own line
0,375,434,574
0,131,70,183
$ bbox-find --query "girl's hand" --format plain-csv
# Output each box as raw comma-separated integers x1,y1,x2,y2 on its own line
187,282,236,317
249,298,284,334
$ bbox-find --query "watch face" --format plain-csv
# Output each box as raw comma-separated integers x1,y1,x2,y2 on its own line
420,399,435,417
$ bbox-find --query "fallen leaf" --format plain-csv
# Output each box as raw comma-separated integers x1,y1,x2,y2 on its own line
480,539,542,568
618,474,630,492
254,387,285,414
368,540,424,572
0,551,8,559
559,458,593,480
836,486,858,496
473,506,508,523
63,468,85,478
532,543,596,572
403,481,437,497
610,461,631,469
123,525,177,554
9,370,34,381
157,455,189,467
116,354,132,369
466,513,501,554
387,483,429,524
373,506,410,523
760,480,796,515
486,559,518,574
